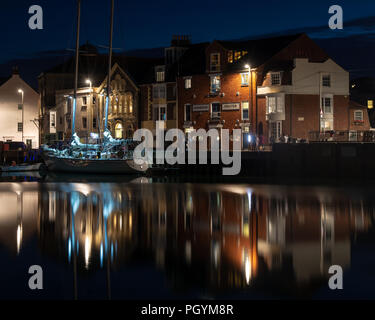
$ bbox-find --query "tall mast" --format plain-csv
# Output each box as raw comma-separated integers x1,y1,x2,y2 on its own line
71,0,81,136
104,0,114,131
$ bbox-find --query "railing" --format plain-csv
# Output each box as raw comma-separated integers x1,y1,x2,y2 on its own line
309,130,375,142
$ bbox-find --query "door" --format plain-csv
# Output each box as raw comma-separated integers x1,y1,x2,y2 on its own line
270,121,282,142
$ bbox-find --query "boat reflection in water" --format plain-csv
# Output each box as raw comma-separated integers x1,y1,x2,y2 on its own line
0,182,374,299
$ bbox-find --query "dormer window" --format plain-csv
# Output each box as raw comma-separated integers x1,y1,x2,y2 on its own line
210,53,220,72
271,72,281,86
155,65,165,82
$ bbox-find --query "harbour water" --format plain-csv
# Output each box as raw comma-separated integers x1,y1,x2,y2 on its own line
0,176,374,299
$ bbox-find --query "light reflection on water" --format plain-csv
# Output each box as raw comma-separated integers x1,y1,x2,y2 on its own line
0,180,374,299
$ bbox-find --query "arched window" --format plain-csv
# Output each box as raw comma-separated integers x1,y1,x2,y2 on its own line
115,122,123,139
125,92,133,114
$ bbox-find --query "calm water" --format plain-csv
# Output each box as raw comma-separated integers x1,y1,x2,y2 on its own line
0,176,374,300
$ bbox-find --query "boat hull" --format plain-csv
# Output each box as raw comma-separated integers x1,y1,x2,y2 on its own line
1,163,43,172
44,156,148,174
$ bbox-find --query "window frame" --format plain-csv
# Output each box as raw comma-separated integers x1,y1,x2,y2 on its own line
322,74,331,87
241,72,249,86
184,104,192,122
270,72,281,86
354,110,364,121
210,53,220,72
241,101,249,120
184,77,192,89
210,75,221,94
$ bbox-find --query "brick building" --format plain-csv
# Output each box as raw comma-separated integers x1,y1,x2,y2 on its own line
139,35,192,135
176,33,361,146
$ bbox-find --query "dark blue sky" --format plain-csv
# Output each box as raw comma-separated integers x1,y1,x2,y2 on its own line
1,0,375,64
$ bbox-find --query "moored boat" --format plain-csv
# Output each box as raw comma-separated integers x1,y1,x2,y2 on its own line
0,163,44,172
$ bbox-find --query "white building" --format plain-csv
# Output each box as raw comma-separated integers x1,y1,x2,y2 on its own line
0,69,40,148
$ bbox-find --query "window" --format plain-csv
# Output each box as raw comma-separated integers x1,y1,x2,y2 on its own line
92,96,96,104
267,95,285,114
354,110,363,121
321,119,333,131
18,104,23,110
82,117,87,129
241,73,249,86
368,100,373,109
242,101,249,120
82,96,87,105
271,72,281,85
153,85,166,99
185,78,191,89
153,105,167,121
184,104,191,122
322,97,332,114
156,71,165,82
211,103,221,119
227,50,233,63
81,105,87,112
322,74,331,87
268,96,276,113
17,122,23,132
210,75,221,94
59,117,62,125
210,53,220,72
93,117,97,128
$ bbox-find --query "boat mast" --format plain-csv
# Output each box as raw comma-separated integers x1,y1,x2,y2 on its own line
71,0,81,136
104,0,114,131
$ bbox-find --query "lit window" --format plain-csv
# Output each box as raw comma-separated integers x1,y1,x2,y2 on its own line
242,101,249,120
368,100,373,109
322,97,332,114
92,96,96,104
184,104,191,121
354,110,363,121
210,53,220,72
322,74,331,87
227,51,233,63
271,73,281,85
185,78,191,89
268,96,276,113
241,73,249,86
210,75,221,94
234,51,241,61
156,71,165,82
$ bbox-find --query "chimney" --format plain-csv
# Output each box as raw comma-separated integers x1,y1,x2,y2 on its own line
12,66,19,75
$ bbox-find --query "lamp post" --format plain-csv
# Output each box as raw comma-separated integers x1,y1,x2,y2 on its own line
18,89,24,144
244,64,252,150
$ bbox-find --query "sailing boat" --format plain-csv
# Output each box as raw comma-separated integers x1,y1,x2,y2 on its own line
42,0,148,174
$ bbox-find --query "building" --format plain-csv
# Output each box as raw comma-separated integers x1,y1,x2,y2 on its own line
50,62,139,142
176,33,357,146
0,67,40,148
350,77,375,127
39,43,157,143
139,35,192,135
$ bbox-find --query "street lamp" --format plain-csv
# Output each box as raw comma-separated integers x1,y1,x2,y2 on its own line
18,89,24,144
86,79,92,91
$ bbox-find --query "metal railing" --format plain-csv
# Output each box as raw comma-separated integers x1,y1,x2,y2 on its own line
309,130,375,142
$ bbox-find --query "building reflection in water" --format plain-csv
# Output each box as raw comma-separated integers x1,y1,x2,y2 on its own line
0,182,373,297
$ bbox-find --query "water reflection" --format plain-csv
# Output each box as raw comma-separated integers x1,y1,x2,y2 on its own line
0,182,374,299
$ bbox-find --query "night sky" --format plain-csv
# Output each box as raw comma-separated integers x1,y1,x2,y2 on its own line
1,0,375,63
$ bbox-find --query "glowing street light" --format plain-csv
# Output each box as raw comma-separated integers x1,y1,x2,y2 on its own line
86,79,92,92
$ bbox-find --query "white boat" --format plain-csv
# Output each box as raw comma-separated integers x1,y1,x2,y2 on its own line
43,0,150,175
0,163,44,172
